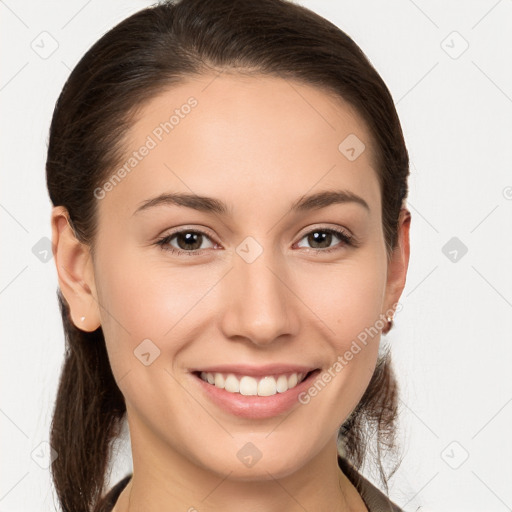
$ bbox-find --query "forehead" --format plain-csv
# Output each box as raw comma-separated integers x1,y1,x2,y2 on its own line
97,73,381,225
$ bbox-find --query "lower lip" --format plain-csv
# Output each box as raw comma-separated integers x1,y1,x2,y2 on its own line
191,370,320,419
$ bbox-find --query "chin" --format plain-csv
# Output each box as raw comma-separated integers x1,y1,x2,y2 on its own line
198,446,310,482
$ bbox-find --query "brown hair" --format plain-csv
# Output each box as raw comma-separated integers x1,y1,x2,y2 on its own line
46,0,409,510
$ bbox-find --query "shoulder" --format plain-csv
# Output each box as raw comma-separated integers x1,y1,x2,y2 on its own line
338,456,403,512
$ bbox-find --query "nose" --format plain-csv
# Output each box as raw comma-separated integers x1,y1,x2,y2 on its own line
219,245,300,347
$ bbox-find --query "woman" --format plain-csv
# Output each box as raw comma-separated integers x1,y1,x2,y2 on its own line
47,0,411,510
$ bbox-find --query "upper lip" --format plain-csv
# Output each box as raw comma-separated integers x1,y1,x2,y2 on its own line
190,364,318,377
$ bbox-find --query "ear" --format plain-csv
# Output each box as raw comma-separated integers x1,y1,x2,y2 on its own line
51,206,101,332
383,207,411,318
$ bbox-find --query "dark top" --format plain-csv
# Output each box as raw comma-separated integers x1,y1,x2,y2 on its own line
97,456,403,511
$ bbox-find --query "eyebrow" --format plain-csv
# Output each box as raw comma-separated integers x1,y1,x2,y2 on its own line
132,189,370,217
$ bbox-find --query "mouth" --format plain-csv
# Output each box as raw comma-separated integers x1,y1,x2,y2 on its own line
189,366,322,419
192,369,317,397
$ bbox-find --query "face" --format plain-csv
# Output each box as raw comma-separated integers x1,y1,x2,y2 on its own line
77,73,406,481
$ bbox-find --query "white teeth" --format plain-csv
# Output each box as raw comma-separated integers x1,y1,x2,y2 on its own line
214,373,225,389
258,376,277,396
224,374,240,393
239,376,258,395
276,375,288,393
199,371,308,396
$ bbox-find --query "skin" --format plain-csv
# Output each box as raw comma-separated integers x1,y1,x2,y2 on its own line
51,73,411,511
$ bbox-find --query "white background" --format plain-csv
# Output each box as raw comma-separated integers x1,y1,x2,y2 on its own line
1,1,511,510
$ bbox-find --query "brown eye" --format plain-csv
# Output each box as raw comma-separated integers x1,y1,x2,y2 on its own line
296,228,354,253
155,229,215,255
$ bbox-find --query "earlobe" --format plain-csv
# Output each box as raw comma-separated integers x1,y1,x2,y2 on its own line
51,206,101,332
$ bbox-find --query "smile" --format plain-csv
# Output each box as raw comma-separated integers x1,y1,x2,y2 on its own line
190,365,322,419
197,371,310,396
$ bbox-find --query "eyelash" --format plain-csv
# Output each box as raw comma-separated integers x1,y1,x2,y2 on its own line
154,227,357,256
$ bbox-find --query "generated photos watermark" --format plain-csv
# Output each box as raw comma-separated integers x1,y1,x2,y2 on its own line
94,96,198,200
297,302,402,405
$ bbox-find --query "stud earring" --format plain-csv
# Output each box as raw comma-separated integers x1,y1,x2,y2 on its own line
382,315,393,334
80,316,85,322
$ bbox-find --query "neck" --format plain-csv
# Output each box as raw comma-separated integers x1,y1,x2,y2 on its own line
113,413,365,511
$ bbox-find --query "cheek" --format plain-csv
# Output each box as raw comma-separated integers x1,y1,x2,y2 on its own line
293,255,386,405
92,248,182,376
295,265,385,431
297,256,387,345
95,246,198,338
94,255,202,420
94,246,224,392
